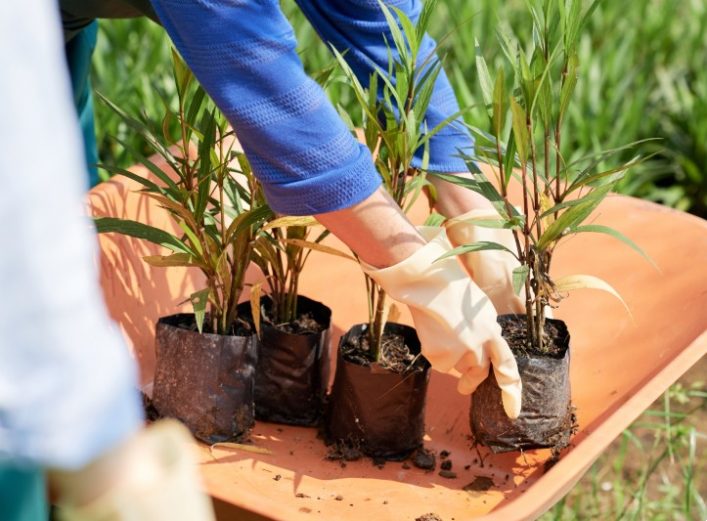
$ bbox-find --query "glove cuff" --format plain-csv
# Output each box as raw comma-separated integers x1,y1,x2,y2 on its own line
361,226,463,296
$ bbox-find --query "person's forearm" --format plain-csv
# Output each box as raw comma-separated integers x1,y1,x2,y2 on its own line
315,187,426,269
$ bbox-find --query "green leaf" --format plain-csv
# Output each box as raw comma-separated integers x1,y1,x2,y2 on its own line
518,49,534,107
416,0,437,41
283,239,356,261
475,38,494,116
264,215,319,230
566,157,646,194
435,241,518,262
143,253,203,268
568,224,656,267
96,164,164,195
171,47,193,98
178,220,204,256
492,68,505,140
512,265,529,296
559,53,578,121
250,282,262,339
379,1,408,65
224,205,273,245
450,216,517,229
93,217,189,253
190,288,211,334
391,6,417,62
510,97,529,163
537,185,611,250
432,170,513,221
424,212,446,227
554,274,630,314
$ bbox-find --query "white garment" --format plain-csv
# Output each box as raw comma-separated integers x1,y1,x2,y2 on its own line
0,0,142,469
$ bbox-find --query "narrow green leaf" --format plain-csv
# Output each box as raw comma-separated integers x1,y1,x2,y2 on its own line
569,224,656,267
190,288,210,334
93,217,189,253
435,241,517,262
559,53,578,121
537,185,611,249
283,239,356,261
424,212,446,227
143,252,202,268
554,274,630,314
250,282,262,339
178,220,204,256
264,215,319,230
510,97,529,162
475,38,494,116
512,265,530,296
492,68,505,140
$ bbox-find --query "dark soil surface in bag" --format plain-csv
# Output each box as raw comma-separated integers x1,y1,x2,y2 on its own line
325,323,430,460
471,314,576,453
152,311,257,444
253,296,332,426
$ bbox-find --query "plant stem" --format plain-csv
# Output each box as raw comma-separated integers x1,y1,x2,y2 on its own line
370,284,387,361
520,162,535,345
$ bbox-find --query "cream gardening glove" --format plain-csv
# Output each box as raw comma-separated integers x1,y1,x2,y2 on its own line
445,209,526,315
361,227,522,419
53,420,215,521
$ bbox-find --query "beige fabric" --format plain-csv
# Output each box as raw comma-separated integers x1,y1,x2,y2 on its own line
362,227,522,418
56,420,215,521
445,209,527,315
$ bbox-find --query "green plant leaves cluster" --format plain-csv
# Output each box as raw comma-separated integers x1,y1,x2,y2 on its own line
432,0,652,350
95,50,273,335
330,0,461,359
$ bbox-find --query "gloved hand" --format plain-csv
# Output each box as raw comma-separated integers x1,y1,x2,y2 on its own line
361,227,522,419
51,420,215,521
445,209,526,315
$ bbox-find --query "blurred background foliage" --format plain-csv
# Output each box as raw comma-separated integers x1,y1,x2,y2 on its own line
90,1,705,518
93,0,707,217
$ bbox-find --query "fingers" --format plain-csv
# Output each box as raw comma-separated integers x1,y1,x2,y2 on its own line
457,358,490,395
486,337,522,419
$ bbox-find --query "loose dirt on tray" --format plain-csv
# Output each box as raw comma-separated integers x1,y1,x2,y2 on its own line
463,476,495,492
415,514,443,521
411,447,436,470
325,439,363,463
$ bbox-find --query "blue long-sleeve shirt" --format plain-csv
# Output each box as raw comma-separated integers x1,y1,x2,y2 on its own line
149,0,471,215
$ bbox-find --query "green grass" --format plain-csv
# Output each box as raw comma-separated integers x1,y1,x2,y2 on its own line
540,359,706,521
93,0,707,216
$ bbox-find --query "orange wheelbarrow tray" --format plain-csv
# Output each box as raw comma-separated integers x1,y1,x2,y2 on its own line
89,161,707,521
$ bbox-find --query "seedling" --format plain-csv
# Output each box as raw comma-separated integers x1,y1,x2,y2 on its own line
434,0,653,351
332,0,460,360
95,51,273,335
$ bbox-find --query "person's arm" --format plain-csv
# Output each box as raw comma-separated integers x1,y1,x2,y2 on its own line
148,0,520,414
149,0,382,217
295,0,472,174
315,187,425,268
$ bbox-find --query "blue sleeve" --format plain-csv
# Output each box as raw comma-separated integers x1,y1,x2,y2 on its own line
295,0,472,173
148,0,382,216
